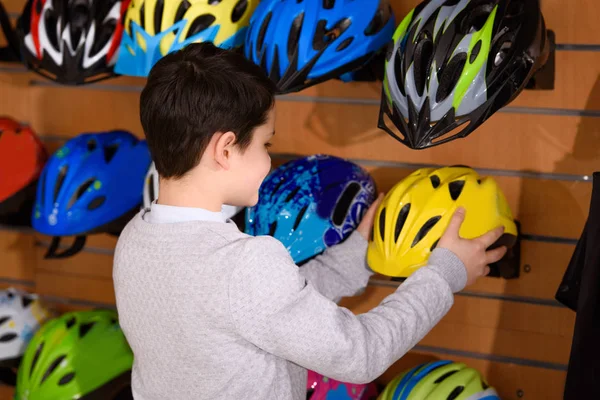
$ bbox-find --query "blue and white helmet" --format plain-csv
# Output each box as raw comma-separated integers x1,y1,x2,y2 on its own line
245,154,376,263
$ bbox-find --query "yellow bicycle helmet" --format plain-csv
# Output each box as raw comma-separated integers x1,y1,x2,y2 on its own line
378,360,500,400
368,166,517,278
115,0,258,76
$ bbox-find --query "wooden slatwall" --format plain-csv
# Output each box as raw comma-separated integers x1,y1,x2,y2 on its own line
1,0,599,398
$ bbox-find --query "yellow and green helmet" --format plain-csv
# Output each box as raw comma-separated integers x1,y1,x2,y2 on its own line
379,0,549,149
14,309,133,400
378,360,500,400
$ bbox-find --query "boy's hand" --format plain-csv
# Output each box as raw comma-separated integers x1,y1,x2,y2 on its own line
438,207,507,287
357,193,385,241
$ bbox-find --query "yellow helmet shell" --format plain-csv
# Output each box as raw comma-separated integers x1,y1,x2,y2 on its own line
124,0,258,56
367,166,517,278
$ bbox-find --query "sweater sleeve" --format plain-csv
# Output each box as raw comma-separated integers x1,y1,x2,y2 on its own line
228,236,466,384
297,232,372,302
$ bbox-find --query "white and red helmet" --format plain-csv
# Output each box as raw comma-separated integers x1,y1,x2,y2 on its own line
17,0,130,84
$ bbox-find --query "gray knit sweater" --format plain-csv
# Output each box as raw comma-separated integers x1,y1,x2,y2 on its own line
113,211,466,400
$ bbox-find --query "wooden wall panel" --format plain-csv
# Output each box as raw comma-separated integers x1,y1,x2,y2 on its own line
0,230,35,281
0,385,14,400
274,103,599,177
341,286,573,365
2,48,600,111
34,271,115,305
375,240,576,300
1,78,597,178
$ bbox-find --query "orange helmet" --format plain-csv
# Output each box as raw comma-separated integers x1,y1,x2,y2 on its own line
0,117,47,215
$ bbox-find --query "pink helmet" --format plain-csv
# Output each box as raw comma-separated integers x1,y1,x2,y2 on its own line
307,370,378,400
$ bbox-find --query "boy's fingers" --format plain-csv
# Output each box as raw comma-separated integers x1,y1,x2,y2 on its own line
485,246,507,265
477,226,505,248
444,207,466,238
361,193,384,223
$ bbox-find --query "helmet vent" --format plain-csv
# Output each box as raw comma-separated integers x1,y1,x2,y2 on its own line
41,355,66,384
436,53,466,103
322,0,335,10
336,37,354,52
268,221,278,237
79,321,95,339
506,1,524,17
154,0,164,34
430,175,441,188
86,139,97,152
448,386,466,400
434,369,458,383
285,187,301,203
430,238,439,251
22,295,34,308
459,3,494,34
470,40,482,63
187,15,217,39
58,372,75,385
287,13,304,61
257,12,273,58
231,0,248,23
365,4,393,36
413,32,434,97
412,216,441,247
91,13,116,56
44,11,60,51
313,18,351,52
448,180,465,201
68,179,95,210
65,316,77,329
174,1,191,24
30,342,44,378
378,207,386,241
54,165,69,203
272,177,286,196
394,203,411,242
0,317,10,326
395,45,407,97
333,182,361,226
139,4,145,28
87,196,106,210
0,332,17,342
293,205,309,231
103,143,119,163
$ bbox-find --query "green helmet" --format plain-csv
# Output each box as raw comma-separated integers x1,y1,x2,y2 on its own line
378,360,500,400
15,309,133,400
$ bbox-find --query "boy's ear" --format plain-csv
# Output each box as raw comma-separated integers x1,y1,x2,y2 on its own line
214,131,237,170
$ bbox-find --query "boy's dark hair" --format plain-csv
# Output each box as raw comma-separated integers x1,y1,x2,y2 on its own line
140,42,276,179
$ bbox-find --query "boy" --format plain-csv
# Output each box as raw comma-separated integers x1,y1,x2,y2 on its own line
113,43,507,400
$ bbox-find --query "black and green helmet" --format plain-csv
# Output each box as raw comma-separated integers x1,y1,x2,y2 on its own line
379,0,549,149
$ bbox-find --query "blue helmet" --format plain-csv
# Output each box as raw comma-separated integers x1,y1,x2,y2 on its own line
244,0,395,93
32,131,150,241
245,155,376,264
